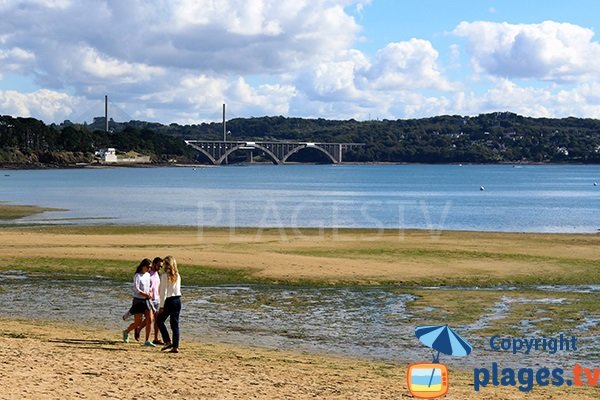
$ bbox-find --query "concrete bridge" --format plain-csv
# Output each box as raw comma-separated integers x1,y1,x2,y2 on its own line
184,140,364,165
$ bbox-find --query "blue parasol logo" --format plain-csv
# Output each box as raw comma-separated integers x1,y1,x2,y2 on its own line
406,325,473,398
415,324,473,362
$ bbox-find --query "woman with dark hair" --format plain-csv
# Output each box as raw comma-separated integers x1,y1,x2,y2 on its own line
148,257,163,344
122,258,155,347
157,255,182,353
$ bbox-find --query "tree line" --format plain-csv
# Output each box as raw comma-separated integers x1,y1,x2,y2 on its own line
1,111,600,165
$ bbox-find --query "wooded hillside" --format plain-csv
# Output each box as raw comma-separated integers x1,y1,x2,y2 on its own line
2,112,600,165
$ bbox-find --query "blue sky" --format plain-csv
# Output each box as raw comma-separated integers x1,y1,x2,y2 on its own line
1,0,600,124
354,1,600,47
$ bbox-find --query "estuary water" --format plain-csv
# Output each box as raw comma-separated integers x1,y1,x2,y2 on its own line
1,164,600,232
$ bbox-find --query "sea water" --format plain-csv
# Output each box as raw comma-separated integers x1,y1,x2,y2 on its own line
1,164,599,232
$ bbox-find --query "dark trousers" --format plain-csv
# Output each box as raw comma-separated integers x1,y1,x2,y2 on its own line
157,296,181,348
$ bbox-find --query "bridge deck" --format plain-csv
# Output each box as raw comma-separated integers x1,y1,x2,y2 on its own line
185,140,364,165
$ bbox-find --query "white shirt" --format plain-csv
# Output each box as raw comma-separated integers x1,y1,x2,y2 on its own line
132,272,151,299
149,270,160,300
159,272,181,308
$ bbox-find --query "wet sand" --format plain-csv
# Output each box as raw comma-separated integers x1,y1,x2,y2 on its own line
1,319,597,399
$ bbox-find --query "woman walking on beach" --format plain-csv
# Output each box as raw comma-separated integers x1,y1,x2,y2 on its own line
123,258,155,347
157,255,182,353
148,256,163,345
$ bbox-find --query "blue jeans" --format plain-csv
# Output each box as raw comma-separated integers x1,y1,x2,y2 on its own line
157,296,181,348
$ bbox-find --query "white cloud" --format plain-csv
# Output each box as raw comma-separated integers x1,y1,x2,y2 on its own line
365,39,455,91
133,74,296,123
0,0,364,123
454,20,600,82
439,79,600,119
354,0,372,14
78,47,165,83
299,49,369,100
0,0,361,77
293,39,457,119
2,3,600,124
0,0,70,10
0,47,35,77
0,89,79,121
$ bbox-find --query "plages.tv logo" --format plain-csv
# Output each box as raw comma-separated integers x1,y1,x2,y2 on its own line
407,325,473,399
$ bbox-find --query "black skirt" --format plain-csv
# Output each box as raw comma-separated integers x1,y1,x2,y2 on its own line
129,297,149,315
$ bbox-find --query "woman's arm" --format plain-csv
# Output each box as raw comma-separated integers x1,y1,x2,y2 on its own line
159,273,167,308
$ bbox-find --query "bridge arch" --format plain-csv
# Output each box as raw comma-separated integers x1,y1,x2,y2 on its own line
192,146,217,165
185,142,217,164
216,143,282,165
282,145,337,164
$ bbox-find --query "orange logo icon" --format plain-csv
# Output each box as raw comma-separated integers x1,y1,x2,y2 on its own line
407,362,449,399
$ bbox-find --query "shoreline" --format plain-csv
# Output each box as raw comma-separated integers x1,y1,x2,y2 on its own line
2,160,600,170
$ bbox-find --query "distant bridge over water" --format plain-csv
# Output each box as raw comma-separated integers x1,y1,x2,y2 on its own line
184,140,364,165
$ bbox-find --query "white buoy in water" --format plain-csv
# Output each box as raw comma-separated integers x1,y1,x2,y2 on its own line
594,182,598,186
480,186,485,191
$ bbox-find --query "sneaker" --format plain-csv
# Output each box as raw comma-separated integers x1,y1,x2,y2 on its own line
161,343,173,351
122,330,129,343
169,348,179,353
134,327,141,341
144,340,156,347
152,339,164,345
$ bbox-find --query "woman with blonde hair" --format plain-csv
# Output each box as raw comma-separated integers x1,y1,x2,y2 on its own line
157,255,182,353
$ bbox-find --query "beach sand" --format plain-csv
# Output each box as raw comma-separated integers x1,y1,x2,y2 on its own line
1,227,598,398
1,319,597,399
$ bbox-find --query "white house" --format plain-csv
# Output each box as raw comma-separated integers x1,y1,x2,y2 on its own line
94,148,118,163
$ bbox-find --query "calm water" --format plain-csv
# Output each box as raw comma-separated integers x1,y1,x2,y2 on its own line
1,164,600,232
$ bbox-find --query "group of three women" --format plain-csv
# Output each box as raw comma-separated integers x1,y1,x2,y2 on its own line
123,255,182,353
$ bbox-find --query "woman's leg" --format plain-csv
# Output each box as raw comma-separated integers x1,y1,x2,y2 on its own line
124,314,143,342
170,297,181,350
127,314,143,333
156,307,171,345
144,309,152,342
153,311,161,342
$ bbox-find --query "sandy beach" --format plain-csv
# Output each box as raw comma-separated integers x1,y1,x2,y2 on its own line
0,226,598,399
0,319,406,399
2,319,598,400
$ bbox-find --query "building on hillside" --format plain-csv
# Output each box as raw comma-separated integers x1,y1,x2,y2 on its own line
94,148,118,162
94,148,151,163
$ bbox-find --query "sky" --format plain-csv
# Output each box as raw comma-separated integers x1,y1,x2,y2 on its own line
2,0,600,124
